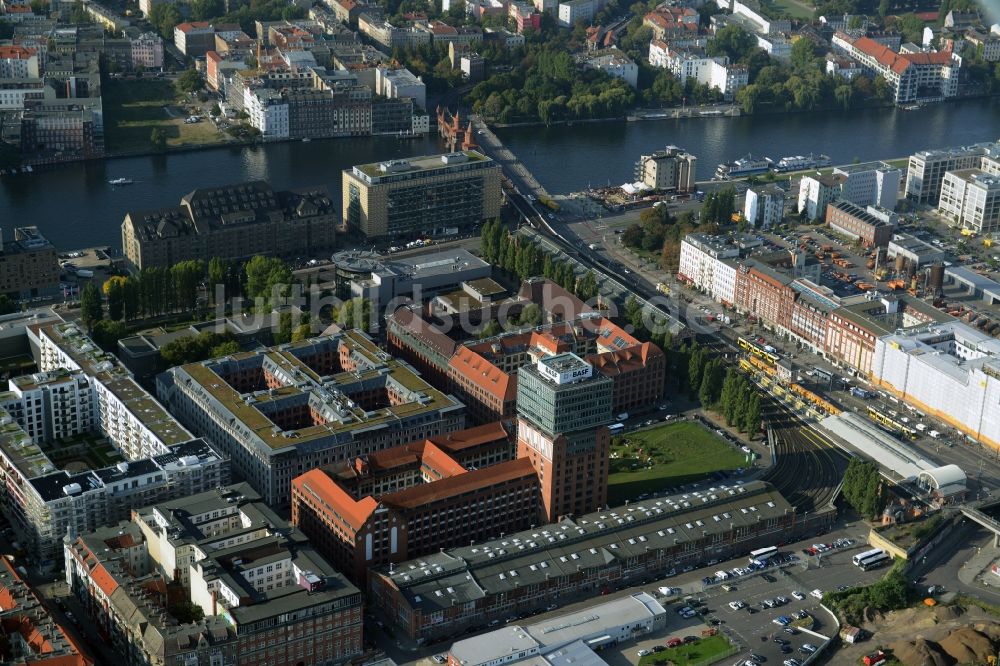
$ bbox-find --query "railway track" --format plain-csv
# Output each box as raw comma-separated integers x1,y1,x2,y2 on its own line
763,406,849,513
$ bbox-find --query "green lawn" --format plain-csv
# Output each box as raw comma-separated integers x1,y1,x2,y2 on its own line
103,78,230,153
638,634,736,666
608,421,749,505
759,0,814,19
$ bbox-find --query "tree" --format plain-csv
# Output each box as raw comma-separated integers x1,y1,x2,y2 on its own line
207,257,227,302
337,297,373,332
479,319,502,338
698,358,723,406
790,38,820,70
245,255,291,307
687,343,706,398
171,260,204,311
210,103,222,117
104,276,127,321
147,2,181,39
80,282,103,330
69,0,90,23
210,340,241,356
518,303,542,327
290,324,313,342
91,319,128,352
175,69,205,95
742,393,761,438
707,25,756,62
621,223,644,248
576,271,598,301
841,458,888,518
0,295,18,315
150,127,167,151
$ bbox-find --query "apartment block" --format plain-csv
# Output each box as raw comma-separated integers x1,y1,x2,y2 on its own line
0,559,91,666
129,31,163,68
558,0,594,27
677,233,742,304
798,173,846,221
157,330,466,507
0,226,59,299
938,169,1000,234
825,200,896,247
173,21,242,56
832,31,959,104
121,181,337,271
291,422,535,583
368,480,805,641
905,141,1000,204
375,66,426,111
342,151,502,239
634,145,697,191
833,160,902,210
0,45,39,78
65,484,362,666
744,184,785,229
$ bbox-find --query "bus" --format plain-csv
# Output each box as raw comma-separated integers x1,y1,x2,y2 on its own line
749,546,778,565
852,548,885,567
609,423,625,435
860,552,891,571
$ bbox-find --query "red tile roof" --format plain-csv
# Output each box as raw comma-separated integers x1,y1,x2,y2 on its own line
428,421,510,453
175,21,211,33
381,458,535,510
89,563,119,598
0,45,36,59
294,469,378,531
848,34,952,74
449,345,515,403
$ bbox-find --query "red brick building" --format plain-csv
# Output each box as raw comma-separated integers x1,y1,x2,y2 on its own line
291,423,537,583
825,201,895,248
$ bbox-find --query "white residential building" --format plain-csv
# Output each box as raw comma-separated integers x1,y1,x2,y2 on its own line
244,87,290,139
798,173,846,221
678,233,741,304
0,45,39,78
833,160,902,210
376,67,427,110
558,0,594,27
756,33,792,59
938,169,1000,234
745,185,786,229
649,44,748,98
832,31,959,104
579,50,638,88
0,82,44,110
733,0,790,34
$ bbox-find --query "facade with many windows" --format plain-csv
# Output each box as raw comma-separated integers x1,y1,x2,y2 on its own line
343,151,502,239
65,484,362,666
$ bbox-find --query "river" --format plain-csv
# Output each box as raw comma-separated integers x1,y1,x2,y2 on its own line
1,99,999,251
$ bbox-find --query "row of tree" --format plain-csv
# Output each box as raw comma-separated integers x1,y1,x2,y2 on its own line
682,341,762,434
841,457,888,519
480,220,599,301
719,368,763,438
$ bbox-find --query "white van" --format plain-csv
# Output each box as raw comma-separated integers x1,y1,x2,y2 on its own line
929,430,942,439
916,423,927,432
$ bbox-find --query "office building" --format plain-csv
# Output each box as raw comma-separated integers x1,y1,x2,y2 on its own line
342,151,502,239
245,86,373,139
904,141,1000,204
358,15,431,50
157,330,466,507
0,558,91,666
744,184,785,229
173,21,242,56
291,422,537,583
368,480,808,641
0,226,59,299
938,169,1000,234
833,160,902,210
121,181,337,271
516,353,613,522
873,322,1000,449
886,232,947,269
634,145,697,192
798,173,846,220
333,247,491,312
65,484,363,666
825,200,896,247
832,31,959,104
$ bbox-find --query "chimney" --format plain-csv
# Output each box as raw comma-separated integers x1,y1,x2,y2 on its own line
211,590,218,616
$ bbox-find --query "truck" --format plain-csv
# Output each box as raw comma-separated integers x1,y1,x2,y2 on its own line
763,345,777,354
656,282,671,295
850,387,870,399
